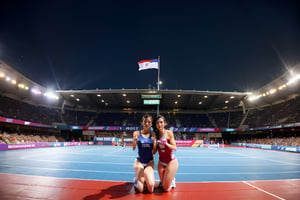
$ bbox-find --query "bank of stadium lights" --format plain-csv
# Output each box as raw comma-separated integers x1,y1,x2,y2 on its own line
31,88,42,95
3,74,29,91
18,83,29,90
287,74,300,85
248,74,300,102
30,88,59,100
44,91,59,100
0,71,59,100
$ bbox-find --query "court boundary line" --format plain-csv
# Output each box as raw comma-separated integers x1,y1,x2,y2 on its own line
1,164,299,176
19,157,294,166
243,181,286,200
222,150,300,165
1,172,299,183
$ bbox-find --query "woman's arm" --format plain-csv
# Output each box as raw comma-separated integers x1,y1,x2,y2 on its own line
165,130,177,151
152,132,158,154
132,131,139,150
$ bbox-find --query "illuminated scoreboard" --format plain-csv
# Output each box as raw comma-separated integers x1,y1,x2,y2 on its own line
141,94,162,99
143,99,160,105
141,94,161,105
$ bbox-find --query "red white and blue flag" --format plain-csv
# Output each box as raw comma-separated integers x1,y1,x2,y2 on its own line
138,59,159,71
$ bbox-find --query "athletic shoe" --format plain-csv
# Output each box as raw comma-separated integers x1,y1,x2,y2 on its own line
171,177,176,188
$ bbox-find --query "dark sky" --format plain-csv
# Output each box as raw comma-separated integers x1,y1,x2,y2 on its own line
1,0,300,92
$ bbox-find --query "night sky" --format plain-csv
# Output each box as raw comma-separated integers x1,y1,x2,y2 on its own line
1,0,300,92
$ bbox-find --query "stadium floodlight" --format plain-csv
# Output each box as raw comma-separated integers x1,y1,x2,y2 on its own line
269,89,277,94
18,83,25,89
11,79,17,85
287,74,300,85
5,76,11,81
0,72,5,78
31,88,42,95
248,95,261,101
44,91,59,100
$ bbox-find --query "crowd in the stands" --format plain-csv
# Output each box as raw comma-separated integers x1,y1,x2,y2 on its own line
0,131,61,144
236,136,300,147
1,95,300,128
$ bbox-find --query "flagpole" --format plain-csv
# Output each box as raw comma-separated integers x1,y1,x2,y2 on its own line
157,56,160,115
157,56,160,90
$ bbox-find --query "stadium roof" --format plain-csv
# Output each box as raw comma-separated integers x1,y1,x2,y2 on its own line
57,89,248,113
1,58,300,113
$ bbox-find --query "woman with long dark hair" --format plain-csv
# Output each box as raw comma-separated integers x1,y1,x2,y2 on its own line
152,115,178,191
132,114,155,193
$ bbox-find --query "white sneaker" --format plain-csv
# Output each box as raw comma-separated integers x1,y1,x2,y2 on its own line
171,177,176,188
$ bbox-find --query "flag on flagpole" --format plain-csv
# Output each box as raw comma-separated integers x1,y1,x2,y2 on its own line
138,59,159,71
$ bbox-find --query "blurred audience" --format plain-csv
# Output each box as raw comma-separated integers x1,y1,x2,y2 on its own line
236,136,300,147
0,131,63,144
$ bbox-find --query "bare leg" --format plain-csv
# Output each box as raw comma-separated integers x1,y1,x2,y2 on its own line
133,160,145,192
144,160,155,192
162,159,178,191
157,161,166,186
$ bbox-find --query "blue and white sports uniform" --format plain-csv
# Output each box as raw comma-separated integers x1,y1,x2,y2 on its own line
136,132,154,165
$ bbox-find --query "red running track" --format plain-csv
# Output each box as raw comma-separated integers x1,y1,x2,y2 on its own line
0,173,299,200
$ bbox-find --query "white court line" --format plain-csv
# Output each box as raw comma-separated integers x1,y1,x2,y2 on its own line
1,164,299,175
19,157,289,166
20,148,96,159
221,151,300,165
20,158,134,165
0,164,135,174
243,181,286,200
176,171,300,175
103,147,126,156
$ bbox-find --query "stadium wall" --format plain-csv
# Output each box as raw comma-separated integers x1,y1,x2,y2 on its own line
0,142,92,151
